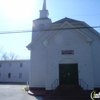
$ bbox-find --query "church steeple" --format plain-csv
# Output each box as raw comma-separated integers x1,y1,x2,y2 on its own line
40,0,49,18
31,0,52,41
42,0,46,10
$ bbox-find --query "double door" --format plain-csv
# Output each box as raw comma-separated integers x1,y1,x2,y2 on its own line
59,64,78,85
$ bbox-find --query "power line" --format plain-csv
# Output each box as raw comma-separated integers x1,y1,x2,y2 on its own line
0,26,100,34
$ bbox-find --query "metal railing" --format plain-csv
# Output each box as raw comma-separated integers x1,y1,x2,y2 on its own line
51,79,59,90
79,79,88,90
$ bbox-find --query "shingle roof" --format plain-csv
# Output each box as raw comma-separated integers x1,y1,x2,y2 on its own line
53,17,81,24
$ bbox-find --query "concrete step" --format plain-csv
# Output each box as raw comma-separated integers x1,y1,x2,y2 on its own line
49,92,90,96
43,97,91,100
57,85,82,89
43,85,91,100
43,96,92,100
45,95,90,99
54,89,88,93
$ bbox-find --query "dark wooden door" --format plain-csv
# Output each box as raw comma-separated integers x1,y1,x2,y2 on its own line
59,64,78,85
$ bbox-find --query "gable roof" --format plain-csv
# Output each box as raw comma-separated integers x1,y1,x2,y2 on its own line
53,17,82,24
27,21,93,50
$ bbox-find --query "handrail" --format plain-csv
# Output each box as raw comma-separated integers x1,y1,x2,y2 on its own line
79,79,88,90
51,79,59,90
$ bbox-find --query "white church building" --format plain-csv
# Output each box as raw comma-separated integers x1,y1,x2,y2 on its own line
27,0,100,91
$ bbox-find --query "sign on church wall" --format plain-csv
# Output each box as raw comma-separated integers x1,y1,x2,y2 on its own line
62,50,74,55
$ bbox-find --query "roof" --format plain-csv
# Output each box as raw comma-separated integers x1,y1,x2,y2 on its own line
34,17,51,21
53,17,82,24
0,60,30,62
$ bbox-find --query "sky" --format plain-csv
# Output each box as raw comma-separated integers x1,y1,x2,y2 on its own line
0,0,100,59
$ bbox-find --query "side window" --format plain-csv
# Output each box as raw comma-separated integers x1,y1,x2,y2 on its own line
9,63,12,68
0,64,1,68
8,73,11,78
0,73,1,78
9,63,12,66
19,73,22,79
20,63,23,67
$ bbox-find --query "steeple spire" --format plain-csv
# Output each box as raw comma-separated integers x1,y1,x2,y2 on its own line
42,0,46,10
40,0,49,18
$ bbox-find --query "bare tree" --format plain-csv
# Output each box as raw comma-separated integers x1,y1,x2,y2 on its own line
1,52,9,60
0,47,5,60
1,52,19,60
9,52,19,60
0,47,19,60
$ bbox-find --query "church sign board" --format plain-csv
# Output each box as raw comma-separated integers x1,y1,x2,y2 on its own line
62,50,74,55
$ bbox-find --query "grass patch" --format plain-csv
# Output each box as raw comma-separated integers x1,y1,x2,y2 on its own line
22,86,29,91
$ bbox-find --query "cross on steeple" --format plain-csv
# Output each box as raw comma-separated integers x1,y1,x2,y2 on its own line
40,0,49,18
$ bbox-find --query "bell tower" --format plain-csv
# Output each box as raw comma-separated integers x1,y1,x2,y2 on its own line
32,0,52,41
40,0,48,18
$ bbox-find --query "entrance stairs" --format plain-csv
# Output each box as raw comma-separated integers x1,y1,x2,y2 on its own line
43,85,92,100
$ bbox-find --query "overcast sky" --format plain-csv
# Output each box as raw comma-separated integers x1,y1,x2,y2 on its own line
0,0,100,59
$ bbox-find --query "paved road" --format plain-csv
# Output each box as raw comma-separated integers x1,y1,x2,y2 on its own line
0,84,43,100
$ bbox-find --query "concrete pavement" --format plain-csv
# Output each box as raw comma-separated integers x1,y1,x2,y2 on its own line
0,84,43,100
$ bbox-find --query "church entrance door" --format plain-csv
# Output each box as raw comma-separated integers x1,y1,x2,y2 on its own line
59,64,78,85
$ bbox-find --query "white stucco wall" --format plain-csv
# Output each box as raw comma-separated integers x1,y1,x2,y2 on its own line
78,27,100,88
29,27,94,90
0,60,30,83
45,29,94,90
29,20,100,90
32,18,52,41
29,43,46,88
